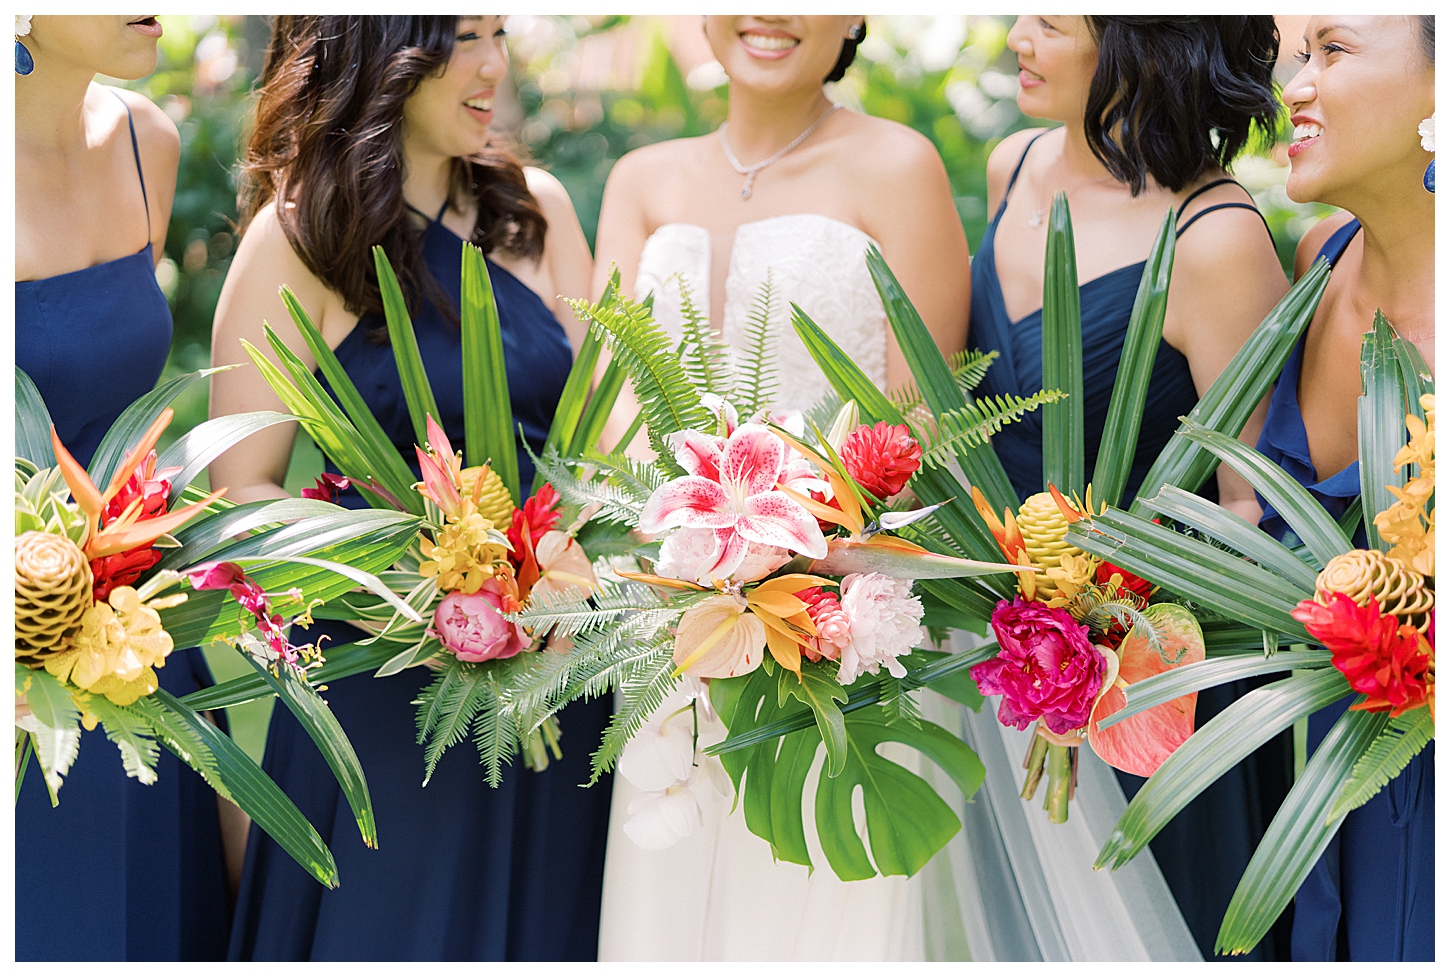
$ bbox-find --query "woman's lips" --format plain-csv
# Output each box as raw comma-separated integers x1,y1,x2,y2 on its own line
127,16,163,38
1288,120,1323,159
740,31,799,60
1018,68,1044,89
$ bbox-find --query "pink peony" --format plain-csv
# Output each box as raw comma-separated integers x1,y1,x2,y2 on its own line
836,572,925,685
432,585,528,663
972,597,1106,735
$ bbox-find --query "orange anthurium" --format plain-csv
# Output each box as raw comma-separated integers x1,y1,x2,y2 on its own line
52,419,225,560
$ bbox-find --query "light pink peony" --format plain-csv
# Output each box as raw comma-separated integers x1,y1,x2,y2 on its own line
835,572,925,685
432,585,528,663
972,597,1106,735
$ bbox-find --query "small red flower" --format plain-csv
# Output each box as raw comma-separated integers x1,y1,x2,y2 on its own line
839,422,922,501
301,472,350,503
91,547,163,602
1095,560,1154,601
1292,592,1432,717
508,483,562,558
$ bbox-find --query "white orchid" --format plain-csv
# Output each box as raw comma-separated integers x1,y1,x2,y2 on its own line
1419,114,1435,154
616,706,695,792
15,15,32,37
620,755,732,850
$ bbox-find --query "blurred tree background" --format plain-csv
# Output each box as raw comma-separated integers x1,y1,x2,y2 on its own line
108,14,1332,761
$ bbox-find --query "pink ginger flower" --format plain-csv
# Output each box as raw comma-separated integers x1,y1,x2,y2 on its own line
795,586,851,662
639,423,828,582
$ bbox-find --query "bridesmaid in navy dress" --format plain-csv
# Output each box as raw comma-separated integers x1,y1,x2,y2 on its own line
15,16,232,961
207,17,609,960
973,17,1294,959
1258,16,1433,961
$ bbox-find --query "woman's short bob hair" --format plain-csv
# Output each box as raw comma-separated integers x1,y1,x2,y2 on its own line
1084,17,1281,195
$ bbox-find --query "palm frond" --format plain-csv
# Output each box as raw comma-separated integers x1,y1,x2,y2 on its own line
673,274,734,399
878,675,923,728
921,389,1067,467
87,697,161,785
1327,707,1434,820
734,271,778,417
889,349,1000,412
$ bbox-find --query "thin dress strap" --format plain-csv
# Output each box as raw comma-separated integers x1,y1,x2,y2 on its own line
995,130,1052,222
1174,177,1272,241
405,199,453,225
109,89,151,244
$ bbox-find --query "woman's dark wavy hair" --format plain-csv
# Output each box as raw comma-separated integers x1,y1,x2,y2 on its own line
1084,17,1281,195
239,16,545,336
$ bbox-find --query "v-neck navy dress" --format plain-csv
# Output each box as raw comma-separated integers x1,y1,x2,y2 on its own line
969,131,1293,959
227,209,615,961
15,90,231,961
1256,219,1434,961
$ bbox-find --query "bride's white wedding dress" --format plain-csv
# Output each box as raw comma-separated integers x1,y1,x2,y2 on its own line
594,214,1200,962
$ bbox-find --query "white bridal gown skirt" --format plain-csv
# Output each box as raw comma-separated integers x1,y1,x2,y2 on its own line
596,683,925,961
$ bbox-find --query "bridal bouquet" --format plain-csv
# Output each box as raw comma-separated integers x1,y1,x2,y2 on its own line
517,271,1041,881
14,367,419,888
1062,314,1434,954
188,243,624,785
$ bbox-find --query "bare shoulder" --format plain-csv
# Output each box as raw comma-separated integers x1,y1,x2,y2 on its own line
842,112,939,171
605,136,704,193
1293,211,1356,279
985,127,1049,204
104,85,179,159
523,166,579,223
233,200,328,303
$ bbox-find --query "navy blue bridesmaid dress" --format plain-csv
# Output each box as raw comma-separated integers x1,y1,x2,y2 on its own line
1256,218,1434,961
227,206,615,961
14,91,231,961
970,131,1293,959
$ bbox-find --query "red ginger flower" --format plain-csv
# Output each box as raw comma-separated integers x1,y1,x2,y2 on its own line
91,451,181,601
795,586,851,662
508,483,562,561
840,422,922,501
1292,592,1432,717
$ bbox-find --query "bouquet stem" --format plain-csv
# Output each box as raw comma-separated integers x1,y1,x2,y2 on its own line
1020,724,1049,800
522,715,564,772
1046,743,1072,823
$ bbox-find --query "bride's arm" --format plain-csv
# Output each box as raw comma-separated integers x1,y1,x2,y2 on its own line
859,126,972,389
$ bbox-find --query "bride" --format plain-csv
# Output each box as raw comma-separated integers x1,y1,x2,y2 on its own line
588,15,971,961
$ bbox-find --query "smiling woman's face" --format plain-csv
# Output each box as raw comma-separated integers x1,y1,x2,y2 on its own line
403,16,509,162
703,15,859,96
1283,16,1435,205
27,15,163,79
1006,15,1099,124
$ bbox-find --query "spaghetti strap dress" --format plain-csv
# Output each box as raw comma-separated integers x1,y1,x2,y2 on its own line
969,131,1292,959
14,89,231,961
227,205,615,961
1256,218,1434,961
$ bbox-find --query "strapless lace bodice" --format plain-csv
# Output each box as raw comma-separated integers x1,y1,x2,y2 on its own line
635,213,888,412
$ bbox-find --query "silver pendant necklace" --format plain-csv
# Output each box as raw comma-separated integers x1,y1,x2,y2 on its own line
718,104,840,200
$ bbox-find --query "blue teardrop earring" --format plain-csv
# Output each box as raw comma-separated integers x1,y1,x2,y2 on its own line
15,14,34,75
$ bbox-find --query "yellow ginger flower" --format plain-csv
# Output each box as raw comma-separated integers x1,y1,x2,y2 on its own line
460,464,515,528
44,586,185,707
1376,393,1435,576
1016,492,1097,601
418,500,511,594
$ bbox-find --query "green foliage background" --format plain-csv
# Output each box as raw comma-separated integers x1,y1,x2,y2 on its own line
107,15,1331,761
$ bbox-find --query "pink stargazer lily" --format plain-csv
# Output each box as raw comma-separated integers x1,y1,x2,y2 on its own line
639,423,828,581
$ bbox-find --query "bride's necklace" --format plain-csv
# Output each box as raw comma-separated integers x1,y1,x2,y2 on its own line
1026,157,1117,229
719,104,840,200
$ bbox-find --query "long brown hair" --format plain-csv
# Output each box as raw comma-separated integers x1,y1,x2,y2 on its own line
239,16,546,332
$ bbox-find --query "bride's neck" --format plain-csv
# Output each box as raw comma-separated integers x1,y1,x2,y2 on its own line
722,85,835,164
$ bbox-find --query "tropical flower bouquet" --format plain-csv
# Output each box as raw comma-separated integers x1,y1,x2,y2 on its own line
518,272,1043,881
14,367,420,887
1062,312,1434,954
186,244,625,785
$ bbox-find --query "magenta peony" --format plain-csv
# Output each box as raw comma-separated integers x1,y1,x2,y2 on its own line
972,597,1106,735
432,586,528,663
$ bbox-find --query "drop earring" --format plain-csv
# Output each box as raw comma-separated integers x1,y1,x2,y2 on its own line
848,23,864,42
1419,114,1435,193
15,14,33,75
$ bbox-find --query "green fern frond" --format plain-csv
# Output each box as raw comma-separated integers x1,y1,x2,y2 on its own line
1078,598,1167,660
734,271,778,417
921,389,1067,467
415,661,491,784
472,680,517,789
582,449,668,507
673,275,734,398
132,697,226,800
568,276,713,459
588,643,680,783
533,446,648,526
509,587,630,635
878,675,923,728
1328,707,1434,821
889,348,1001,412
87,697,161,785
498,646,580,736
565,610,683,700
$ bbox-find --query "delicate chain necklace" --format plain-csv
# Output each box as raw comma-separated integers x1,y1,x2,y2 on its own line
1026,156,1117,228
718,104,840,200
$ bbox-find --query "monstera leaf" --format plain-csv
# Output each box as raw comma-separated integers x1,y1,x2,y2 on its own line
711,666,985,880
1087,602,1205,777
